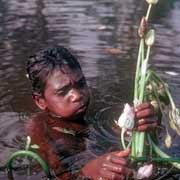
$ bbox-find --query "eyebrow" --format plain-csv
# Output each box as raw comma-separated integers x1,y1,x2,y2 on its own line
54,76,85,93
55,83,71,93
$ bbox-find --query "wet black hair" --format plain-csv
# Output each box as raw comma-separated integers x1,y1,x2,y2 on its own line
26,46,82,95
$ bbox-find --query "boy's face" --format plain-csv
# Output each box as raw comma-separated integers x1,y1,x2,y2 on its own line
35,65,90,120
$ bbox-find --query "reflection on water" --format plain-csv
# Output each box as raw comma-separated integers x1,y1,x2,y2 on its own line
0,0,180,179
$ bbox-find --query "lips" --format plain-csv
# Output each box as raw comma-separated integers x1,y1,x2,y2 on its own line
78,104,87,111
76,104,87,113
75,98,89,114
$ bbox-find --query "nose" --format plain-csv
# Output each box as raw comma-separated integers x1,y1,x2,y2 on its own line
69,88,82,102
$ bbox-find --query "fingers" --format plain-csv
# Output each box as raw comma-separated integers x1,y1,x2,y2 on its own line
136,117,157,126
108,156,127,166
137,122,158,131
82,150,132,180
135,102,151,111
102,162,133,176
99,169,125,180
97,149,132,179
112,148,131,158
135,102,158,131
135,107,154,119
104,153,128,166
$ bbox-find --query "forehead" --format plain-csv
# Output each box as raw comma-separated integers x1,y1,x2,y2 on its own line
45,66,84,89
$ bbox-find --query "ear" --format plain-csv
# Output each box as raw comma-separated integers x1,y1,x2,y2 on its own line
32,94,47,110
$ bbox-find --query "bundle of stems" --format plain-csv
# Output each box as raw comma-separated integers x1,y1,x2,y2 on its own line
123,0,180,169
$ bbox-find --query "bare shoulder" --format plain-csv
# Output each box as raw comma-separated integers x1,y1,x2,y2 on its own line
26,112,47,136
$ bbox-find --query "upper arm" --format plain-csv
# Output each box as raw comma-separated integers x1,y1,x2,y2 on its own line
25,116,60,170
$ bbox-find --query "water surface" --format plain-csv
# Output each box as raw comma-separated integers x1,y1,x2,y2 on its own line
0,0,180,179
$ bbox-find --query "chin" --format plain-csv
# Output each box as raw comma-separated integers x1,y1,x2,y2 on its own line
70,108,87,121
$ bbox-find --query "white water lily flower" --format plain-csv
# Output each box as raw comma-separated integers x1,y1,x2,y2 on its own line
117,103,135,130
136,164,153,179
146,0,159,4
116,104,135,149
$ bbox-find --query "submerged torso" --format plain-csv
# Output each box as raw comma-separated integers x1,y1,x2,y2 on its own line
26,108,122,179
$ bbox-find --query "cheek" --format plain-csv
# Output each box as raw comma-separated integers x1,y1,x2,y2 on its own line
46,97,68,111
49,96,78,116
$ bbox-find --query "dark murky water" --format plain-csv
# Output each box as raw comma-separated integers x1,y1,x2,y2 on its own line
0,0,180,179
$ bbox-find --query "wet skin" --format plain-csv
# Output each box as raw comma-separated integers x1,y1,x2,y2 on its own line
34,66,90,121
27,66,158,180
82,102,158,180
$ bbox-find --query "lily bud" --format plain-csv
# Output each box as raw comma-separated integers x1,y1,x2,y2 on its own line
145,29,155,46
164,134,172,149
157,83,165,95
146,84,153,92
138,16,147,38
146,0,159,4
150,100,159,113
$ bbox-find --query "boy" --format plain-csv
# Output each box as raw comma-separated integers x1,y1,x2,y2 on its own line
26,46,158,180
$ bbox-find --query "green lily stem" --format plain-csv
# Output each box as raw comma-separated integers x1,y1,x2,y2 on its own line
139,45,151,102
133,40,145,158
24,136,31,177
135,132,139,155
145,4,152,21
147,134,180,169
165,88,176,110
121,128,127,149
131,131,136,157
150,80,172,134
7,150,51,179
132,41,145,157
121,129,132,150
132,1,153,159
135,46,151,157
130,156,180,163
25,136,31,151
134,39,144,99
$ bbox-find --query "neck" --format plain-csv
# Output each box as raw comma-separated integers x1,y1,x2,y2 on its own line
45,110,87,130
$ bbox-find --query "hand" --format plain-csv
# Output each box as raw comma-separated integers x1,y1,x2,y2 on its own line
134,102,158,131
82,148,132,180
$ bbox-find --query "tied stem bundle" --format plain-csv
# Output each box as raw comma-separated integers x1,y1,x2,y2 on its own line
132,4,156,158
119,0,180,172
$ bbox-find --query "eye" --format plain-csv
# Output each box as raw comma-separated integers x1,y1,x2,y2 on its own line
56,90,67,96
56,86,71,96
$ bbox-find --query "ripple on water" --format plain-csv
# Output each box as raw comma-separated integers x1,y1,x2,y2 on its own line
0,0,180,179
